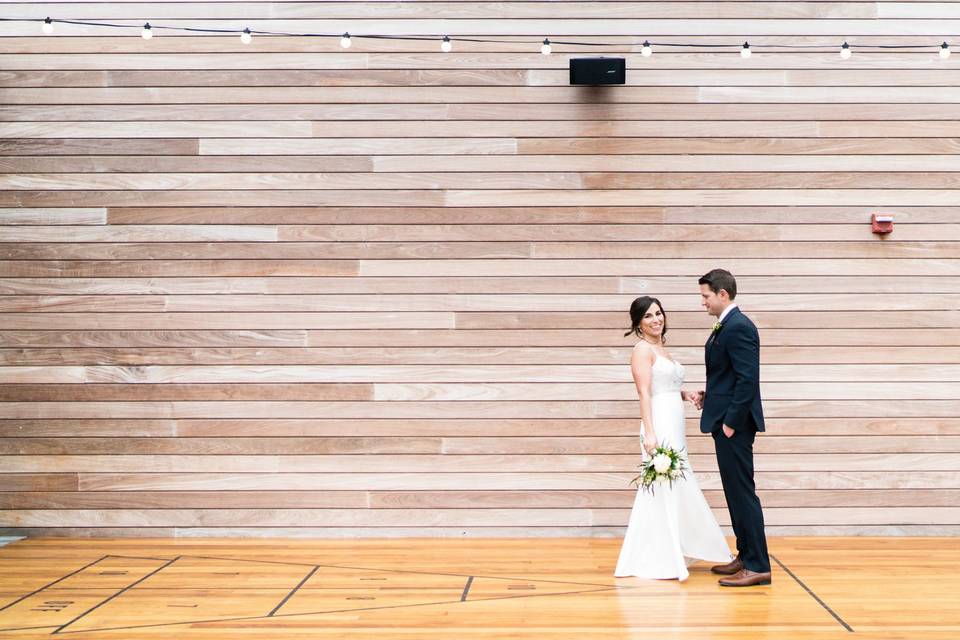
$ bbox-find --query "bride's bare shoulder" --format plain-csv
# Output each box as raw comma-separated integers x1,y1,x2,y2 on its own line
632,341,655,360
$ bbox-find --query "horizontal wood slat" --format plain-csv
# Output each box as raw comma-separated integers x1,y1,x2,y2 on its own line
4,507,959,527
3,417,960,438
3,489,959,509
3,435,958,455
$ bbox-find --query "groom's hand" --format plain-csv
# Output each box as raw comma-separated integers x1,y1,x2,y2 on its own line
693,390,705,410
722,424,735,438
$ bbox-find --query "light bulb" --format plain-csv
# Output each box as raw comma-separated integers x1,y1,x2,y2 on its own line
641,40,652,57
240,27,252,44
41,17,54,35
441,36,452,52
340,32,351,48
740,41,751,58
141,22,153,39
941,42,951,59
840,42,851,59
541,38,551,55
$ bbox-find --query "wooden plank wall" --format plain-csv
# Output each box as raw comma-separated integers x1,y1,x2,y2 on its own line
0,2,959,537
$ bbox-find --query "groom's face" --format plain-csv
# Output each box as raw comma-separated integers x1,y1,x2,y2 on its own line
699,284,728,317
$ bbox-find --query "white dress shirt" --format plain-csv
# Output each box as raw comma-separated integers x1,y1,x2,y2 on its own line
718,303,739,324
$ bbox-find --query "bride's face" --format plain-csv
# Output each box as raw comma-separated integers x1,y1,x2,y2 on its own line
642,304,665,338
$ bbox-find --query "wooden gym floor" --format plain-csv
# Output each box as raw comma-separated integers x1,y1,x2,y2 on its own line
0,537,956,639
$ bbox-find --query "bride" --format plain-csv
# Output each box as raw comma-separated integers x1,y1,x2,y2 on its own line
615,296,733,581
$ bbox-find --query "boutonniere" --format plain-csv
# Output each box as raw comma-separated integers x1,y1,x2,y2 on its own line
712,322,723,333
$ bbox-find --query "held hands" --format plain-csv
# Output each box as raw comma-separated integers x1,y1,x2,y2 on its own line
684,390,731,436
681,390,731,436
686,390,705,410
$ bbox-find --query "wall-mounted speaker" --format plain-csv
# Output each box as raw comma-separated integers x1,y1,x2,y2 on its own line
569,57,626,85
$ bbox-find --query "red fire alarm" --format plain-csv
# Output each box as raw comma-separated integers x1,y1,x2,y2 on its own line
871,214,894,235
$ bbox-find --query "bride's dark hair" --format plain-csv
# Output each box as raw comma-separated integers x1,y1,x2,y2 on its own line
624,296,667,342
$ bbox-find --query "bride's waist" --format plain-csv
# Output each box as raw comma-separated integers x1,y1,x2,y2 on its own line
651,389,682,397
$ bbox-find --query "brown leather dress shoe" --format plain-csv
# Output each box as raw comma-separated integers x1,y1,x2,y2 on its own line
711,555,742,575
718,568,772,587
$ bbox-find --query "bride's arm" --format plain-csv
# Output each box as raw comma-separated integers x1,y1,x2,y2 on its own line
630,345,658,453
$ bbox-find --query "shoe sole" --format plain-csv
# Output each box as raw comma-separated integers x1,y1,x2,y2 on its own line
719,580,772,587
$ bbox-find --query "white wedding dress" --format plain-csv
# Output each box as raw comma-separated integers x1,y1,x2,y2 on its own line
615,351,733,581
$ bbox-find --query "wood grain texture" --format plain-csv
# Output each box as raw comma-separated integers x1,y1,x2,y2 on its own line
1,1,958,537
0,537,959,638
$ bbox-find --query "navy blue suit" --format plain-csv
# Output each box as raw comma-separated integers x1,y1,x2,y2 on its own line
701,307,765,435
700,307,770,573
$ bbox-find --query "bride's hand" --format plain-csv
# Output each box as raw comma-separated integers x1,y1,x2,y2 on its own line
642,434,658,455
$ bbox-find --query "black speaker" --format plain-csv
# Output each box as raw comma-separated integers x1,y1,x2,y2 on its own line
569,57,626,85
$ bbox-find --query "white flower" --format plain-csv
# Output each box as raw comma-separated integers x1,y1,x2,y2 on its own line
669,468,679,479
652,453,671,474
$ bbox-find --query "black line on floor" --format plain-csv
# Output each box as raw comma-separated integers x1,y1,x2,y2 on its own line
104,554,177,562
176,554,616,588
52,556,180,635
770,553,853,633
460,576,474,601
273,586,618,619
57,586,620,635
0,555,109,613
56,599,465,635
57,613,282,635
269,565,319,617
176,553,319,568
465,586,617,606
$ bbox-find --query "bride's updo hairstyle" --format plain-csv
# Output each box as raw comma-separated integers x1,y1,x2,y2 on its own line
624,296,668,342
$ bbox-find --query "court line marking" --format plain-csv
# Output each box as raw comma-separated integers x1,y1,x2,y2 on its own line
102,554,176,562
57,586,620,635
19,554,651,635
268,565,319,617
52,556,180,635
172,554,622,588
0,555,108,614
460,576,474,601
273,586,619,619
770,553,854,633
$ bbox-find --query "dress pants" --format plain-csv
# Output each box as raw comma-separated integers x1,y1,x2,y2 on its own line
712,422,770,573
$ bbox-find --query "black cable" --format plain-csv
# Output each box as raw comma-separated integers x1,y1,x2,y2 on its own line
0,16,954,51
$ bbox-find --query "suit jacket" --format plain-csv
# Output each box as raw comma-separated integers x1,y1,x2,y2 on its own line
699,307,766,434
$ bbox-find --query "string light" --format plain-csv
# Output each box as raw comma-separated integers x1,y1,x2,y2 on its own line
7,19,956,61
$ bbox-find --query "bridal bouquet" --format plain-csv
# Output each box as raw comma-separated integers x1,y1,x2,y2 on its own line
630,443,690,494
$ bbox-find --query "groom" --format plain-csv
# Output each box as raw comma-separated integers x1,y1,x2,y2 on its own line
694,269,771,587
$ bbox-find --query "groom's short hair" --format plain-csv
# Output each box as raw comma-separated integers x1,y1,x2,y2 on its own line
699,269,737,300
